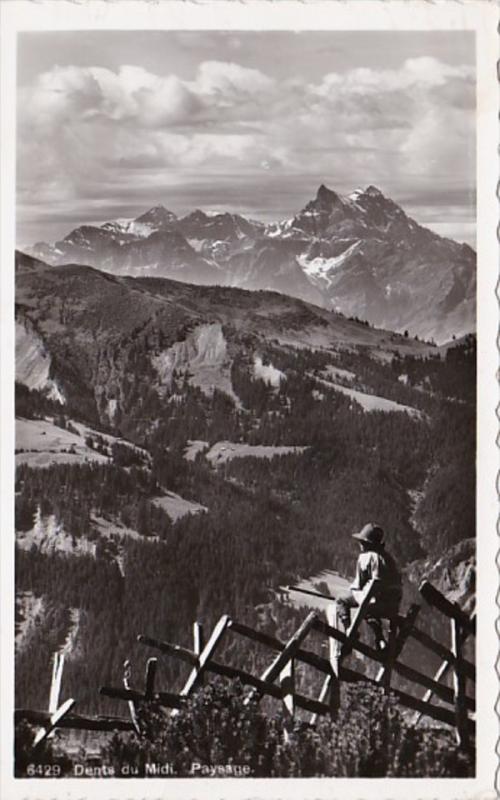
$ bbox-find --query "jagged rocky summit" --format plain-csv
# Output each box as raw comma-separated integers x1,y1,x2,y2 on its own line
24,184,475,344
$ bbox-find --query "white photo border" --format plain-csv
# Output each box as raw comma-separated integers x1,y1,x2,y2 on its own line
1,2,497,799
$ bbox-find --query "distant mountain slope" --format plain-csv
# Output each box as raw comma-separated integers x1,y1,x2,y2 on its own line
16,251,440,428
24,184,475,344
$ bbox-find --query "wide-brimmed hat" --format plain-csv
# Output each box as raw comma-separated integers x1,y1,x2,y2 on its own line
352,523,384,545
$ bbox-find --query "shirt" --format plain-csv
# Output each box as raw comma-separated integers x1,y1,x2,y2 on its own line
350,549,402,608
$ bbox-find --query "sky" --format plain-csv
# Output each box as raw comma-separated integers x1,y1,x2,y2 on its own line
16,30,476,246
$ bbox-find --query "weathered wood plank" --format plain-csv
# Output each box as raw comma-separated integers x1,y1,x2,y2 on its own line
193,623,204,652
48,653,64,715
32,698,76,748
258,613,317,685
137,634,199,666
144,658,157,701
339,665,474,732
179,615,231,698
201,660,331,715
451,618,470,749
99,685,184,709
376,605,420,686
206,660,284,697
244,612,317,705
123,660,141,735
314,618,474,710
412,610,476,726
280,658,295,719
228,619,286,650
230,617,329,673
310,674,333,725
287,585,336,602
193,622,205,687
137,629,330,699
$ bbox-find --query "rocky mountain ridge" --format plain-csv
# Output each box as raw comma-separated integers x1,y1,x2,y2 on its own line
24,184,475,345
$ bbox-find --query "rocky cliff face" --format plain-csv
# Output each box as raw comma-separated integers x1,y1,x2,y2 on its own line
406,538,475,615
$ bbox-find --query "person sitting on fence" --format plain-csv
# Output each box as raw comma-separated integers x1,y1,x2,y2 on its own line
327,523,402,661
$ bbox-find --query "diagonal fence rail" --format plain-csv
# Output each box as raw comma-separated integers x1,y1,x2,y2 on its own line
15,579,475,752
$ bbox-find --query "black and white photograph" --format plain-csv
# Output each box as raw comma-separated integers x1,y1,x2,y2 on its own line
1,1,497,798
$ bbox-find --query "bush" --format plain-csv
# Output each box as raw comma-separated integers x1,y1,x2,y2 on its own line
14,720,73,778
103,680,474,778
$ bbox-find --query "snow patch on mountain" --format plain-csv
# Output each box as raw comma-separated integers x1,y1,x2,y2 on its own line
187,238,205,252
265,218,300,239
254,355,285,387
128,221,158,238
102,219,157,238
297,241,361,287
16,320,66,403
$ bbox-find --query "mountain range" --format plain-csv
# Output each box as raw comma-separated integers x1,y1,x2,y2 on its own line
24,184,476,344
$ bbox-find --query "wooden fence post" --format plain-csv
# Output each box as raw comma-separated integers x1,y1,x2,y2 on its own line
376,605,420,690
324,578,380,717
451,618,469,749
245,612,317,706
178,615,231,700
193,622,205,686
279,657,295,741
32,699,76,749
412,610,476,728
123,660,141,735
49,653,64,715
144,658,157,701
46,652,65,738
310,674,336,725
32,653,76,749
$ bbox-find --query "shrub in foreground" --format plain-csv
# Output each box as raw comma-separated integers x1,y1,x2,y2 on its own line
102,680,474,778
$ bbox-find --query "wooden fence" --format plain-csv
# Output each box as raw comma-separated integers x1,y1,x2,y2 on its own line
15,578,475,752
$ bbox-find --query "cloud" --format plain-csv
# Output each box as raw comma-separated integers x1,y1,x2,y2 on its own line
194,60,275,98
17,56,475,244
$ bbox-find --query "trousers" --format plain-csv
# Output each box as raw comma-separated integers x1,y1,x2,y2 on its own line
326,594,389,660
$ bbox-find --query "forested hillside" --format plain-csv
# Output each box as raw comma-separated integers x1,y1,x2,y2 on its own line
13,259,475,758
